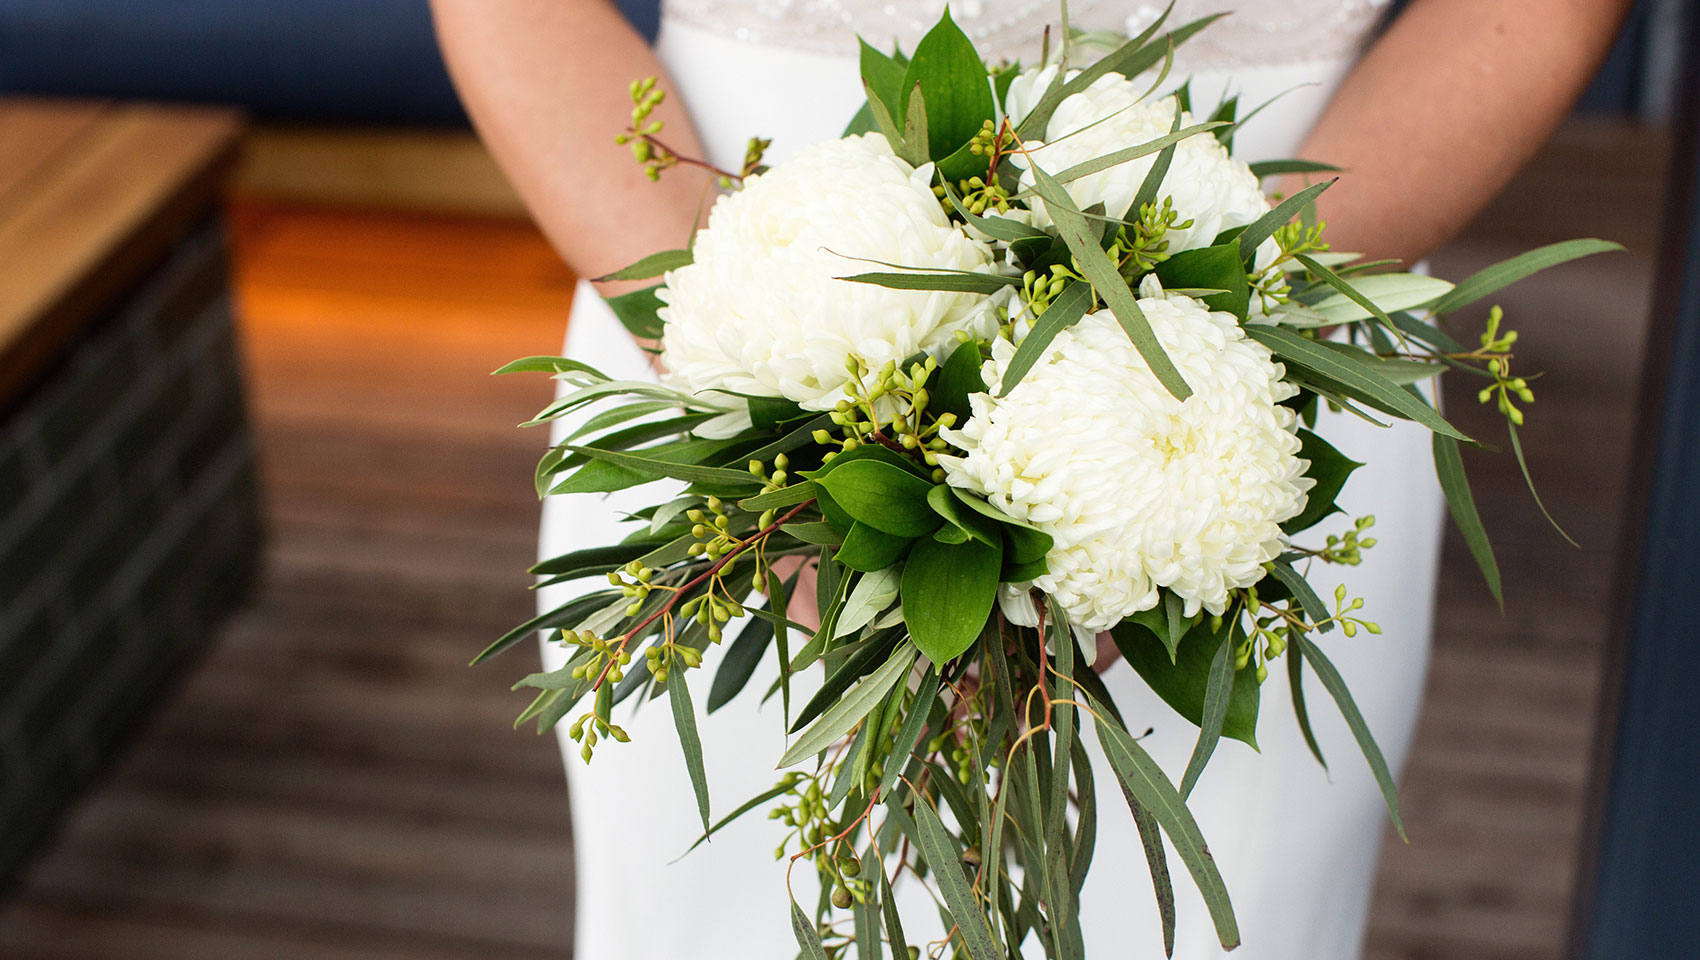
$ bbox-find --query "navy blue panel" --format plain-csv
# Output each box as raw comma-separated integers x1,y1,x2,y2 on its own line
1573,4,1700,957
0,0,465,123
617,0,661,42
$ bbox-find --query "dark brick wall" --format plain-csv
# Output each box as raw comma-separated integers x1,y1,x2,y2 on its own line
0,219,262,883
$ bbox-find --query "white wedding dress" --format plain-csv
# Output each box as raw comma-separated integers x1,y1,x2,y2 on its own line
538,2,1438,958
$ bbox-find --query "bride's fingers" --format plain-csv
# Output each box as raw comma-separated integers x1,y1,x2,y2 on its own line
769,555,821,632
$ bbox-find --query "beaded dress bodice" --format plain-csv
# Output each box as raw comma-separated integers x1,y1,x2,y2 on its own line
663,0,1393,68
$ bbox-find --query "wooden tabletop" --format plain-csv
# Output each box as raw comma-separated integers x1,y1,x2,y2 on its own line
0,99,243,410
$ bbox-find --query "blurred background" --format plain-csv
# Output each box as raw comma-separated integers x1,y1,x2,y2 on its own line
0,1,1692,958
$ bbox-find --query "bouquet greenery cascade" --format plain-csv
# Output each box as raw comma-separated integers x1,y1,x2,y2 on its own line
478,5,1616,957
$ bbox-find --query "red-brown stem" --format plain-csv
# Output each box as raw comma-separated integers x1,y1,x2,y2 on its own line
634,130,743,182
590,499,816,689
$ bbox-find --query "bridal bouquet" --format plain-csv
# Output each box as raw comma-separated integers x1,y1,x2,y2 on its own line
479,4,1614,956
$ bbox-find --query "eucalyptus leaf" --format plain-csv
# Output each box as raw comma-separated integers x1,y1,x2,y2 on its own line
1245,326,1467,441
1433,433,1503,606
1429,238,1623,314
913,798,1002,960
778,643,916,768
999,281,1094,395
1310,273,1455,324
1293,634,1406,841
668,668,711,832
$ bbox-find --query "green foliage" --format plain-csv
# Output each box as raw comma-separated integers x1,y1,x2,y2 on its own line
1111,613,1261,748
900,10,996,175
1282,429,1362,534
901,536,1003,663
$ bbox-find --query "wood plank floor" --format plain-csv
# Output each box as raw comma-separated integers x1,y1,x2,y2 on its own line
0,118,1671,959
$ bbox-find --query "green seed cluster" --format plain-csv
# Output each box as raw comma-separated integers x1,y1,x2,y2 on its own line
746,453,793,537
1241,587,1289,685
613,76,677,181
818,356,957,481
686,496,740,561
607,559,657,617
1476,307,1535,426
1110,197,1190,276
1328,583,1381,639
565,708,630,764
642,642,701,684
1318,515,1378,566
561,628,632,685
934,173,1012,215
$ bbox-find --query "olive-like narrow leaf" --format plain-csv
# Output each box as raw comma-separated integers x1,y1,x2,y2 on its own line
1245,326,1467,441
708,602,775,713
1310,274,1456,325
837,271,1018,294
738,481,819,512
1247,158,1342,179
913,798,1002,960
1092,709,1240,949
563,445,764,488
1508,422,1579,547
1287,639,1328,771
1429,238,1624,314
493,355,613,379
1270,559,1334,634
668,668,711,832
1038,122,1228,189
778,644,916,768
1432,433,1503,606
862,77,905,148
1026,159,1192,400
878,858,909,958
792,901,830,960
1235,179,1333,261
1179,623,1235,799
1292,634,1406,841
682,778,797,854
881,669,940,797
901,81,930,167
999,281,1095,395
595,248,692,282
1122,785,1177,957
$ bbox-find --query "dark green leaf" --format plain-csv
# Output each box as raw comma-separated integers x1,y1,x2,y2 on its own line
816,458,941,537
1123,784,1177,957
862,78,905,148
708,602,775,713
668,668,711,832
1245,326,1468,441
1432,433,1503,606
782,521,843,546
927,484,999,547
595,248,692,282
1039,122,1229,189
900,81,930,167
683,778,799,854
1112,616,1259,748
605,285,666,340
1154,243,1250,317
860,38,908,126
899,9,995,164
835,522,912,573
901,536,1002,664
878,855,909,958
1282,428,1363,534
1429,238,1623,314
1292,634,1406,841
933,338,987,422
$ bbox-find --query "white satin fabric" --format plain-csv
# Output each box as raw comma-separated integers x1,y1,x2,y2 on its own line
538,7,1440,958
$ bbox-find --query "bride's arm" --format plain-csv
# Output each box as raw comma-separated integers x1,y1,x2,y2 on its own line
1291,0,1636,264
428,0,716,290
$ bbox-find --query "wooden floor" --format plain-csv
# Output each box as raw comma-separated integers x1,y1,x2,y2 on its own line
0,118,1671,959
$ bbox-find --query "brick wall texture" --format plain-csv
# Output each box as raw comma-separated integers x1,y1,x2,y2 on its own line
0,219,262,883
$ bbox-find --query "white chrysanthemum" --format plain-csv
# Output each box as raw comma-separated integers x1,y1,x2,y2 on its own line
658,134,997,412
1008,69,1273,257
938,278,1312,630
